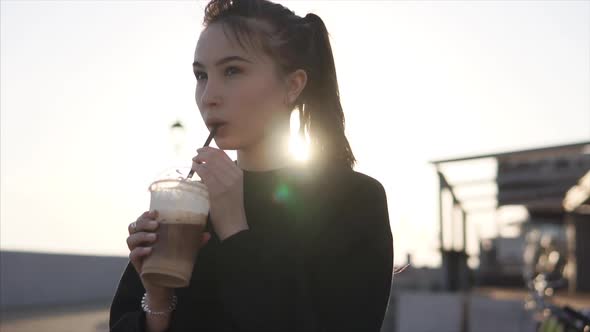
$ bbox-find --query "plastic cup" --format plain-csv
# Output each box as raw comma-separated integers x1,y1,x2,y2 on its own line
140,171,209,288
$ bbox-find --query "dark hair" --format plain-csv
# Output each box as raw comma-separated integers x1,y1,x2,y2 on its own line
202,0,356,170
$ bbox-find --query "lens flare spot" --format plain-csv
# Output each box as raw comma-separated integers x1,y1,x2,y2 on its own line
274,184,291,203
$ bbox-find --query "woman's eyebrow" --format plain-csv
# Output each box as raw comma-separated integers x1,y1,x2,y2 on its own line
193,55,253,69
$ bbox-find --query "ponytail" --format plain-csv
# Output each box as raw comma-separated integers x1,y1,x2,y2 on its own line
297,13,356,169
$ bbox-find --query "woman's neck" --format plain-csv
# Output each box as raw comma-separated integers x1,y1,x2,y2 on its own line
237,129,294,172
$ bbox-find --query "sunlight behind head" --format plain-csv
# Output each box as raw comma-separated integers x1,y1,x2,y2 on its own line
289,109,310,162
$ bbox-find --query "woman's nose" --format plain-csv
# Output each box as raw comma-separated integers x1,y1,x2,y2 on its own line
200,79,222,108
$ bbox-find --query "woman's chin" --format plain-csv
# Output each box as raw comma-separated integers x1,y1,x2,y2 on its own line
214,137,238,150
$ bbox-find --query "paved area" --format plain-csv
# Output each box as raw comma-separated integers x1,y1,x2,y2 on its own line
0,302,110,332
1,289,587,332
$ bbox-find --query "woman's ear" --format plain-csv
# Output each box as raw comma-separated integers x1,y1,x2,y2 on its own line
284,69,307,106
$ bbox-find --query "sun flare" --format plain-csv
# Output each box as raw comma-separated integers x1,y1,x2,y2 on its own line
289,109,309,162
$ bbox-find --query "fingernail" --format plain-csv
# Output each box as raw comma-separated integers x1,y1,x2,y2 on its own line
149,221,158,227
148,233,156,240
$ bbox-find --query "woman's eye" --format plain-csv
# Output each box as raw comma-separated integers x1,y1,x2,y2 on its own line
225,66,241,77
194,71,207,81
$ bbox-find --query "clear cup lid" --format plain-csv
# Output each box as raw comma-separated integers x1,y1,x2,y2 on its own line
148,167,207,195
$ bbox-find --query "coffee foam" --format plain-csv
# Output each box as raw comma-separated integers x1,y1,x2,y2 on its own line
151,209,208,225
149,179,209,199
149,179,209,225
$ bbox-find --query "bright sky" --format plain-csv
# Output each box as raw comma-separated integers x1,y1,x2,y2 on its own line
1,0,589,267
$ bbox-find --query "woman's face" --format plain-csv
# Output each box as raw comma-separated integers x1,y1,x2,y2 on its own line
193,23,289,151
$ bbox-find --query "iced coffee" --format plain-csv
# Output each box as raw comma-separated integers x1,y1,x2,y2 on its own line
141,177,209,288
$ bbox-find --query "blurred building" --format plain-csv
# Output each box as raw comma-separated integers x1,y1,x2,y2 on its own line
430,141,590,292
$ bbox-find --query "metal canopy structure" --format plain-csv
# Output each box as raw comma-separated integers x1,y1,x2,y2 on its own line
430,141,590,291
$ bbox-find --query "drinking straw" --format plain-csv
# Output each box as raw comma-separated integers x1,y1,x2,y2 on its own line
186,126,217,179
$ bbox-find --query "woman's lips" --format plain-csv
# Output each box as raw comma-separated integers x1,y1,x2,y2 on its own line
207,121,226,130
211,123,226,135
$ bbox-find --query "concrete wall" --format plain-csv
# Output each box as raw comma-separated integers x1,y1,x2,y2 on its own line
0,251,128,310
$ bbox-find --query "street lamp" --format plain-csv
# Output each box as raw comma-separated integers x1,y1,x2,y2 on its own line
170,120,185,159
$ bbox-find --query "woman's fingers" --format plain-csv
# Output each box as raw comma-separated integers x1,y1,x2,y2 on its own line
128,220,210,277
127,211,160,250
192,148,236,174
129,246,152,274
128,211,148,234
192,162,225,195
192,148,242,194
129,211,159,235
127,211,160,275
195,147,233,163
200,156,239,187
126,232,158,251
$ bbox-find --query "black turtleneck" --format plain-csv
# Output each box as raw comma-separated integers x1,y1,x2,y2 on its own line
109,163,393,332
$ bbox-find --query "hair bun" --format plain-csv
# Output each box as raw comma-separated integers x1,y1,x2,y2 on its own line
304,13,321,24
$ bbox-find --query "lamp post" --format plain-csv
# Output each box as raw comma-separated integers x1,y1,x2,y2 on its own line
170,120,185,161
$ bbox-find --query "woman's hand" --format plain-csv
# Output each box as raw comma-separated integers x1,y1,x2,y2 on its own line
192,147,249,241
127,210,211,296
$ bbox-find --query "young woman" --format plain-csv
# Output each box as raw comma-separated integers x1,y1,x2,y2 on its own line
110,0,393,331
